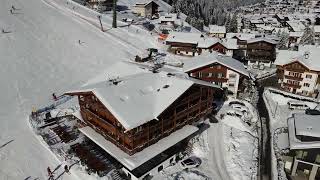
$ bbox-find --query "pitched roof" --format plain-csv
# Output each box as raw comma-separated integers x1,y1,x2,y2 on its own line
275,45,320,71
226,33,256,41
67,62,220,130
247,37,278,44
197,37,221,49
287,21,306,32
165,32,202,44
209,25,226,34
221,38,239,50
181,52,249,77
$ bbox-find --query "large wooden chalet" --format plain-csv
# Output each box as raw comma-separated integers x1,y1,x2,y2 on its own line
66,62,220,156
246,37,277,67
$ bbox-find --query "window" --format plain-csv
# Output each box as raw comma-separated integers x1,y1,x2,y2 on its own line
302,151,308,159
304,83,310,87
217,73,223,78
229,74,236,78
158,165,163,172
306,74,312,79
315,154,320,163
170,158,174,164
229,83,235,87
208,73,212,77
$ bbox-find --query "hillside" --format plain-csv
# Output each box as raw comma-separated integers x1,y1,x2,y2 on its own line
164,0,264,29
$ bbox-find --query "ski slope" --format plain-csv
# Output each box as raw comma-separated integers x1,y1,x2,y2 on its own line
0,0,158,179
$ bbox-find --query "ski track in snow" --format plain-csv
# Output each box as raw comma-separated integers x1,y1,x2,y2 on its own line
0,0,157,179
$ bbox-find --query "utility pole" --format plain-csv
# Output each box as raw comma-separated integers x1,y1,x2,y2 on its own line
112,0,117,28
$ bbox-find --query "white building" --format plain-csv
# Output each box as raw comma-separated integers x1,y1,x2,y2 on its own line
275,45,320,97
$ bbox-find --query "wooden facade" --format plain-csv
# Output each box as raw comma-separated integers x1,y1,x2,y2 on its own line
188,64,228,86
246,41,276,63
199,43,227,55
166,42,199,56
68,84,215,155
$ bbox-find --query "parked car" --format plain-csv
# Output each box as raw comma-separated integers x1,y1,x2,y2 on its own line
305,108,320,115
226,109,244,118
180,157,201,169
229,101,246,107
230,104,249,113
259,64,265,70
288,101,309,110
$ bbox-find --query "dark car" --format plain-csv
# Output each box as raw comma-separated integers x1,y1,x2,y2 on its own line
305,108,320,115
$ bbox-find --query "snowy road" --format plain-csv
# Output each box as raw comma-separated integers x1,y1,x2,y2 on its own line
207,123,232,180
0,0,157,179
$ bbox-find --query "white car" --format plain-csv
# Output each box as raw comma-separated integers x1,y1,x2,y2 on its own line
230,104,249,113
180,157,201,169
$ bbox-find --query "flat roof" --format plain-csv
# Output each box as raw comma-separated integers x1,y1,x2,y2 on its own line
79,125,198,170
288,116,320,150
294,114,320,138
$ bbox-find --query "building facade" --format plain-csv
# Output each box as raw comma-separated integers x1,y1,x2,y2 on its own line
246,38,277,67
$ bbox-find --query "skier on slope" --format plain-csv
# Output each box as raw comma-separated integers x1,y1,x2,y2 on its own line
12,6,16,11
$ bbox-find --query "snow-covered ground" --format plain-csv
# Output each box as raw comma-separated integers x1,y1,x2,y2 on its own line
263,88,318,180
0,0,159,179
156,98,259,180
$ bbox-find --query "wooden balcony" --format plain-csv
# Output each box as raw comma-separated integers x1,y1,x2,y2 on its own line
282,82,301,89
284,75,303,81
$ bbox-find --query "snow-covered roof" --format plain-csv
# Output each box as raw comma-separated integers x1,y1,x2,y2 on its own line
79,125,198,170
197,37,220,49
275,45,320,71
226,33,256,41
288,115,320,150
221,38,239,50
314,25,320,33
250,19,264,24
182,52,249,77
159,13,178,22
294,114,320,138
134,0,154,6
255,24,275,31
166,32,202,45
67,62,219,130
247,37,278,44
209,25,226,34
287,21,306,32
289,31,304,37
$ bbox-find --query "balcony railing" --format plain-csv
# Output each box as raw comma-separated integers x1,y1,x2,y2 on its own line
284,75,303,81
283,82,301,89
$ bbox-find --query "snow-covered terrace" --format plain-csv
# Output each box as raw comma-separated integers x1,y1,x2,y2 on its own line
79,125,198,170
